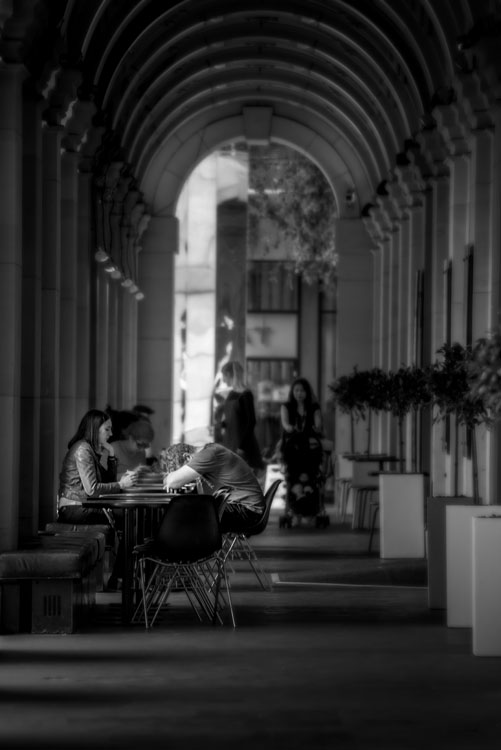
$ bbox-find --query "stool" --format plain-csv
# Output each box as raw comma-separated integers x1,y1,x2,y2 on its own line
352,485,379,529
336,478,352,523
368,499,380,552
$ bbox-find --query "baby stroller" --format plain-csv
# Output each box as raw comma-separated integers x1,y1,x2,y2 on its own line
278,432,330,528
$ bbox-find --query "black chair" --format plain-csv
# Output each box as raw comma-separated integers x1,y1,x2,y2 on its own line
132,494,235,628
221,479,282,590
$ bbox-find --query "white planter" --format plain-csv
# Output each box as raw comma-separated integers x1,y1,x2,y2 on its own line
472,515,501,656
426,497,474,610
446,504,501,628
379,473,425,559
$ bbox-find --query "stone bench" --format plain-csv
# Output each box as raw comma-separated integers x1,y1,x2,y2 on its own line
0,533,102,634
42,526,108,590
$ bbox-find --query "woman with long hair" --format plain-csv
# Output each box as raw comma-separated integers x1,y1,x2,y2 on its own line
218,360,264,474
58,409,136,590
58,409,136,512
280,377,324,522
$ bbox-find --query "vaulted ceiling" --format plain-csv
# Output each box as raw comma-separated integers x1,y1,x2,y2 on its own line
1,0,493,211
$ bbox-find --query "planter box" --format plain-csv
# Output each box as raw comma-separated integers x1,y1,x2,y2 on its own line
446,504,501,628
472,515,501,656
426,497,474,610
379,473,425,559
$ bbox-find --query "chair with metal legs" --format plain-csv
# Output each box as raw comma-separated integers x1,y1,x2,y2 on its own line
132,494,235,628
220,479,282,590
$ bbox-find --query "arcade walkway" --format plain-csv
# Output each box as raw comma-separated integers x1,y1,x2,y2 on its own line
1,509,500,750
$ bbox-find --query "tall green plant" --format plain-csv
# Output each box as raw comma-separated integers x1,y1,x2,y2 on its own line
385,366,432,472
430,343,488,501
469,329,501,418
329,367,390,454
362,368,390,454
329,368,367,453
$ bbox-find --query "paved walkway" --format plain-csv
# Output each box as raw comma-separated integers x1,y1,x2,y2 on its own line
1,507,500,750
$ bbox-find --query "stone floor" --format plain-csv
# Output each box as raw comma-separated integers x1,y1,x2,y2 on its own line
1,507,500,750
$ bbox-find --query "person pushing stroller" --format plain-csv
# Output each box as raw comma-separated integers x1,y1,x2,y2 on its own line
278,377,327,527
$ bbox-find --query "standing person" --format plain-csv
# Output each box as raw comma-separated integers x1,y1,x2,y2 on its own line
218,360,264,474
163,442,265,533
280,378,324,522
112,416,157,477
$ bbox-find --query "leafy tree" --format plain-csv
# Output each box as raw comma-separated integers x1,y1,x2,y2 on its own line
430,343,488,501
385,366,432,472
469,329,501,418
329,367,388,454
248,146,337,289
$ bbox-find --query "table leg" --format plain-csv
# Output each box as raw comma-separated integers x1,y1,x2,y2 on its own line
122,508,135,624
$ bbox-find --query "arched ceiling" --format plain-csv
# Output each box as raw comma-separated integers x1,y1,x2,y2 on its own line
0,0,484,212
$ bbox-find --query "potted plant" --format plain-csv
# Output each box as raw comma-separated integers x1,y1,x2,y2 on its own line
377,365,431,559
385,365,431,472
329,367,369,454
427,342,492,617
467,330,501,653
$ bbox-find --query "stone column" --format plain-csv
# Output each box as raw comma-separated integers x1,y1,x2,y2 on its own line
449,153,471,342
397,216,410,365
0,63,24,548
107,280,119,409
18,84,43,539
39,125,63,525
429,173,451,497
59,150,79,451
334,218,374,454
94,271,111,411
76,171,92,418
138,215,177,450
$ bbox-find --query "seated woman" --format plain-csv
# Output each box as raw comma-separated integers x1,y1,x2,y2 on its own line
58,409,136,590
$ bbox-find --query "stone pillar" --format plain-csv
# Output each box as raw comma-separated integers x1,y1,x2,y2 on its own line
429,173,451,497
76,171,92,419
39,125,63,525
19,83,43,540
398,216,410,365
380,237,392,370
449,153,471,342
94,271,111,410
0,63,24,548
59,151,79,451
299,280,320,395
334,218,373,454
138,215,177,450
389,227,401,370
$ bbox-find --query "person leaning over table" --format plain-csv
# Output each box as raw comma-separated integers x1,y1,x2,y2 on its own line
57,409,137,590
163,442,265,533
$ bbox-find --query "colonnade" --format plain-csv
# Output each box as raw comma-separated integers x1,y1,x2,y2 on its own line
361,72,501,505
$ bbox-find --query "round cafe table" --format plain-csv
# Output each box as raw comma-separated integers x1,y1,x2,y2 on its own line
83,491,185,624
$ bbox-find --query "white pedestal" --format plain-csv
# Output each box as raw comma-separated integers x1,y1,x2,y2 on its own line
472,515,501,656
427,497,474,610
379,473,425,559
446,504,501,628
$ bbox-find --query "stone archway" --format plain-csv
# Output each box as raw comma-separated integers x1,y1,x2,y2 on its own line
136,111,375,448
